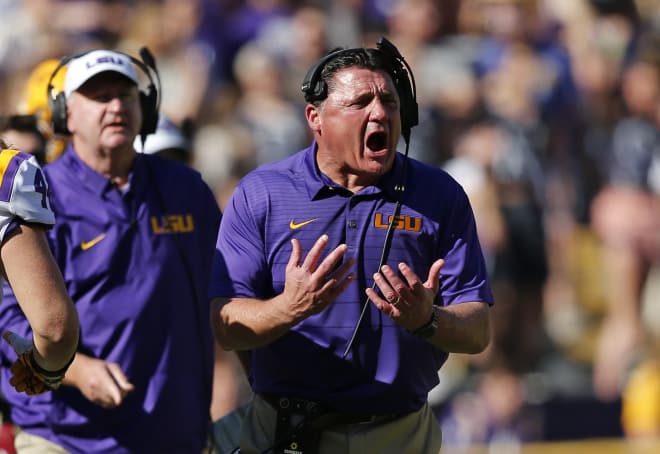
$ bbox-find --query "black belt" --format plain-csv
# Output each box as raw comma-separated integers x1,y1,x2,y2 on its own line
259,393,402,427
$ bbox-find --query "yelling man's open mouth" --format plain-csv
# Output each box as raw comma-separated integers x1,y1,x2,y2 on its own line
366,130,388,155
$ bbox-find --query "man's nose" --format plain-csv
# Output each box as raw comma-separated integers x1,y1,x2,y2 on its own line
369,99,388,121
106,96,125,112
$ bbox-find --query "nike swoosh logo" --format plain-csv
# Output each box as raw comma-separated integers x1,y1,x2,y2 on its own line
80,233,107,251
289,218,318,230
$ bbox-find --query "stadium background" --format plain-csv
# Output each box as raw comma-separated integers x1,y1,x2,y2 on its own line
0,0,659,452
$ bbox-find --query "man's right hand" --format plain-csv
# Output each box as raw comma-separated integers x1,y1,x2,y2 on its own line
281,234,355,322
64,353,135,408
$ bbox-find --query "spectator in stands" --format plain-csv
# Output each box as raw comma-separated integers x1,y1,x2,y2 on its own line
590,30,660,401
134,115,193,166
17,59,70,163
0,115,47,165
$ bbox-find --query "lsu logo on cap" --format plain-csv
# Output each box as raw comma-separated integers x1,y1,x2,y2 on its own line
85,55,128,69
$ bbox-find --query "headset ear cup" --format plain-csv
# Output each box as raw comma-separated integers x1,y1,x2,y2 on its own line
301,61,327,103
397,77,418,134
139,90,159,136
50,92,70,135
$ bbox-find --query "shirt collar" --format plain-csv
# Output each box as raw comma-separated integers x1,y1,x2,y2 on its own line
62,144,140,196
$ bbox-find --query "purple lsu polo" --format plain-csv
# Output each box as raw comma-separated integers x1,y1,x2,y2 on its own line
209,143,493,414
0,148,220,453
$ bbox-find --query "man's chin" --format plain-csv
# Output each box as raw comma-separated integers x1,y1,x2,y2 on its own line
363,161,392,179
104,132,135,149
367,151,394,170
365,147,390,159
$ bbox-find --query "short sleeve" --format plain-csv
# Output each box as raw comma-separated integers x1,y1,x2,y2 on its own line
0,149,55,243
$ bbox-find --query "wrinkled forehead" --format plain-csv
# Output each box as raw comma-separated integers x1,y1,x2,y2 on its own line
328,66,397,94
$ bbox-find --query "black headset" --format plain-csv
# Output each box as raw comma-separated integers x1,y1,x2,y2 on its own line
301,36,418,143
46,47,161,142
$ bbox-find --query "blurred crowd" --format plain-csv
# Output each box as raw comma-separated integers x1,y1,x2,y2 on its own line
0,0,659,450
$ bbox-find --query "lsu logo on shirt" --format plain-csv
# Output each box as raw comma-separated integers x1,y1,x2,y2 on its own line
374,213,422,232
150,214,194,234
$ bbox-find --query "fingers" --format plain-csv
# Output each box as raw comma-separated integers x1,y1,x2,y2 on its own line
374,263,416,307
319,257,355,303
300,234,330,272
8,358,50,395
105,363,134,405
4,339,61,396
9,362,29,391
376,260,445,301
289,234,352,287
105,363,135,393
365,286,393,312
283,235,355,317
287,238,302,270
369,260,445,323
322,256,355,288
371,270,400,306
315,243,349,282
425,259,445,293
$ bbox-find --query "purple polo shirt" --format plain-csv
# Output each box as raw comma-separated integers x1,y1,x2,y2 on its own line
209,143,493,414
0,147,220,453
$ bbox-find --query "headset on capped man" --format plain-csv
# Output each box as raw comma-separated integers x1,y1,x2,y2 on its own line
46,47,161,145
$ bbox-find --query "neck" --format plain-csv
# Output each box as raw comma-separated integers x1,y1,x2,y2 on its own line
315,146,383,193
317,161,372,193
73,140,135,181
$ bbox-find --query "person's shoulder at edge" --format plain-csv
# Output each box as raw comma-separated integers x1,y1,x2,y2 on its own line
233,147,309,189
403,154,466,194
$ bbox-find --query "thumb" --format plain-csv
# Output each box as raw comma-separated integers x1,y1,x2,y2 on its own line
424,259,445,292
2,331,33,356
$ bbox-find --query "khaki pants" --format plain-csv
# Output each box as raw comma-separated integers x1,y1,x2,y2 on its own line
239,394,442,454
14,429,70,454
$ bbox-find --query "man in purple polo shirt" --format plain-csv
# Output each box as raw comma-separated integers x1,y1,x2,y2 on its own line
0,50,222,453
209,38,493,453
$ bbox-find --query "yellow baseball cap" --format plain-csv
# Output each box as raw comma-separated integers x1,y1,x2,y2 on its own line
19,58,66,125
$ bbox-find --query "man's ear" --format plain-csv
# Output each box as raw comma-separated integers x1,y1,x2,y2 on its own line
305,104,321,133
65,96,75,134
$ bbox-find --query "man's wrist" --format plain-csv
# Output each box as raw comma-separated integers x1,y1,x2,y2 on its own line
409,306,439,339
29,349,75,380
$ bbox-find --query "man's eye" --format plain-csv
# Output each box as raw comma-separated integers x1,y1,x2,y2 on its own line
384,97,399,107
91,92,136,103
354,97,371,107
93,95,113,103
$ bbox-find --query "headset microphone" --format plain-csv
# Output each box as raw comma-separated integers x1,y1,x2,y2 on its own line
136,47,161,146
139,47,157,71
